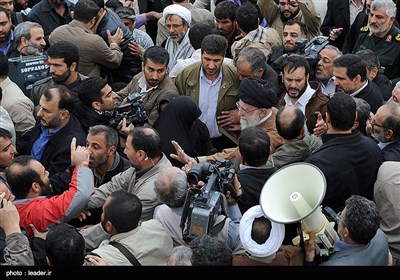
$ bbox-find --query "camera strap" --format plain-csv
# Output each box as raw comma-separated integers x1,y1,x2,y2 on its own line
209,194,229,236
109,241,141,266
180,188,197,241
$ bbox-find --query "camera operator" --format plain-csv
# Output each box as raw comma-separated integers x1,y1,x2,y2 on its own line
72,77,118,133
116,46,178,126
153,166,242,251
268,19,308,74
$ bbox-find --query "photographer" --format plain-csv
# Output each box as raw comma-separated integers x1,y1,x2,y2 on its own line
73,77,118,133
153,166,242,251
268,19,308,74
116,46,178,126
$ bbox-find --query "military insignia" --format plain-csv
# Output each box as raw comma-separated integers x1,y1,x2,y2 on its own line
360,25,369,32
386,35,392,42
396,34,400,42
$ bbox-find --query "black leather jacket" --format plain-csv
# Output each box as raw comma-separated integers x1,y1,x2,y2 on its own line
96,10,142,84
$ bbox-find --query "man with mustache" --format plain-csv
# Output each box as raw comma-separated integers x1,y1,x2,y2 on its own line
257,0,321,40
161,4,194,72
315,45,342,96
11,21,46,57
116,46,178,126
0,7,13,57
30,41,89,115
353,0,400,84
278,55,329,136
17,86,86,177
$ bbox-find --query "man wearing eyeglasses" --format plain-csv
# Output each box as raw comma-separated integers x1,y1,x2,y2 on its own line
371,102,400,161
172,77,283,166
161,4,194,71
257,0,321,40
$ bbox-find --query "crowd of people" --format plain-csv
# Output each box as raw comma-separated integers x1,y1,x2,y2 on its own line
0,0,400,267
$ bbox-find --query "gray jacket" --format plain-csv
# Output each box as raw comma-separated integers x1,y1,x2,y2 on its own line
267,134,322,169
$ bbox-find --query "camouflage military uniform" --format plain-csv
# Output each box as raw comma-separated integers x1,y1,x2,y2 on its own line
353,25,400,84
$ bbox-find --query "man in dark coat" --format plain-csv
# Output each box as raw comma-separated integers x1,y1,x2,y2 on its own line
17,86,86,177
27,0,74,46
333,53,384,114
305,92,383,213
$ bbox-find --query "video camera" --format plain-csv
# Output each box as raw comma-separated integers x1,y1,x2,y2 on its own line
271,36,329,78
296,36,329,75
105,92,148,132
181,159,236,242
8,55,50,98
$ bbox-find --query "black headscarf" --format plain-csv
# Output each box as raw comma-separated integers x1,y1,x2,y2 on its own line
153,96,202,167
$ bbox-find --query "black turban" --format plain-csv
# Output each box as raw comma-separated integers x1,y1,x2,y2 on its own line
238,78,279,109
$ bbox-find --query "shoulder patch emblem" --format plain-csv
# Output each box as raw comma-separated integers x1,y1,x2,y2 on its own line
360,25,369,32
396,34,400,41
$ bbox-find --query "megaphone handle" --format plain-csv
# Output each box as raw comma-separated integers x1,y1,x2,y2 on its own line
297,222,305,247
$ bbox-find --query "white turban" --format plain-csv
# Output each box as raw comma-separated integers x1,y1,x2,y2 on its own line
239,205,285,258
163,4,192,25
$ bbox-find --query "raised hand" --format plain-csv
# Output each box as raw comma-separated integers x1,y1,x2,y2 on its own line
70,137,90,166
170,140,194,165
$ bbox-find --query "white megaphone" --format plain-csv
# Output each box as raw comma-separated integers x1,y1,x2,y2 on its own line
259,163,339,257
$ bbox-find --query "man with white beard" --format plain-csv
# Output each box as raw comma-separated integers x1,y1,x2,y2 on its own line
170,77,283,169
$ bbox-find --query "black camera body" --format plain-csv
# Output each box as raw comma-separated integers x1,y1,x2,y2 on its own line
271,35,329,78
296,36,329,76
105,92,148,131
183,159,236,242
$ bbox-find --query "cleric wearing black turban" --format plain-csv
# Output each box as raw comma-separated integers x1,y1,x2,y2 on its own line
238,78,279,109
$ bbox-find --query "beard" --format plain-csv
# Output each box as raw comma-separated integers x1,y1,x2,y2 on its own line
40,116,62,129
372,130,386,143
26,41,43,55
368,19,390,34
38,179,52,196
51,69,70,83
89,153,109,169
0,31,10,44
286,82,308,99
240,110,261,130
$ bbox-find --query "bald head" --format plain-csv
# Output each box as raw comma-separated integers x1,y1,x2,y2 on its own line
276,106,306,140
154,166,188,208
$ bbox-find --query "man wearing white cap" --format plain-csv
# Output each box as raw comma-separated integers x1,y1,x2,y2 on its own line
156,0,215,46
233,205,304,265
161,4,194,71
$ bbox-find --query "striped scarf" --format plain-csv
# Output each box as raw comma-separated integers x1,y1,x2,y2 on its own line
165,31,194,72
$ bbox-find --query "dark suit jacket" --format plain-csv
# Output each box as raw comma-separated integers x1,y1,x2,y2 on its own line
17,115,87,177
305,131,383,213
382,140,400,162
353,81,384,114
320,0,353,50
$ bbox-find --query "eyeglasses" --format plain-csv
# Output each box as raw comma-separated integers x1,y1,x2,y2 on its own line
165,23,184,31
236,102,259,114
371,121,390,130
